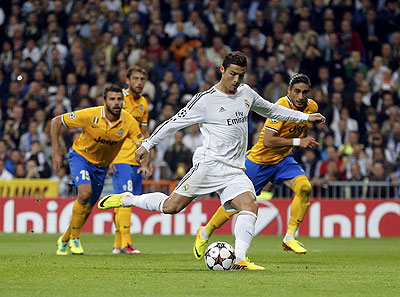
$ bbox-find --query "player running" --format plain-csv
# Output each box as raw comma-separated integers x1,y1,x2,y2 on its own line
193,73,318,259
97,52,325,270
109,66,153,255
51,85,149,255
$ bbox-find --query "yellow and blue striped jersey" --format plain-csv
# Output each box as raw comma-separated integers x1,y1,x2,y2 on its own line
112,88,149,165
61,106,143,167
247,96,318,165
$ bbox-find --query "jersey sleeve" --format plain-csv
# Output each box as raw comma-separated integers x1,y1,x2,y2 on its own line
142,96,205,151
141,100,149,125
264,117,284,134
61,110,90,128
250,89,309,123
127,118,144,145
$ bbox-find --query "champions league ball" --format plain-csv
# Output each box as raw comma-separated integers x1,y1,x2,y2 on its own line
204,241,236,271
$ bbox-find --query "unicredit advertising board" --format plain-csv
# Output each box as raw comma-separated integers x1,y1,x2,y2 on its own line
0,198,399,238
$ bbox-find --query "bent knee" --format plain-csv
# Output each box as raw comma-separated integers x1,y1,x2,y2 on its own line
300,182,312,196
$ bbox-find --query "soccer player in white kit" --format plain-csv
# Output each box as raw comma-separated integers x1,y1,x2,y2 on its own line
98,51,326,270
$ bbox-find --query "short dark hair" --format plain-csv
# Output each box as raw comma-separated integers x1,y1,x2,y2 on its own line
289,73,311,89
127,65,147,78
222,51,247,69
103,85,122,99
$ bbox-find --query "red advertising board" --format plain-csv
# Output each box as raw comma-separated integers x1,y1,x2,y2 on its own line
0,198,399,238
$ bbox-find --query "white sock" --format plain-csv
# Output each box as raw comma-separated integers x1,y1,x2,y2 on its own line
284,234,294,242
200,229,209,240
122,192,168,212
234,211,257,262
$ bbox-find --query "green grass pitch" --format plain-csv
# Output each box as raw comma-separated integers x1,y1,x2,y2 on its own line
1,233,399,297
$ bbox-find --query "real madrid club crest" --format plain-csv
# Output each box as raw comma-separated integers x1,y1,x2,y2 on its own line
183,184,190,191
118,129,123,137
140,104,143,112
244,99,250,108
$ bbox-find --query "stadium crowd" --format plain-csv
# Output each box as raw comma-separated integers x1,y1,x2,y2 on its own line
0,0,400,197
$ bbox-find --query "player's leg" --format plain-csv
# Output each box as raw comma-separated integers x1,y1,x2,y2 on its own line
193,157,272,259
112,209,121,253
193,206,238,259
122,165,142,253
112,164,142,254
219,171,265,270
282,175,311,254
57,150,92,255
98,163,203,213
229,192,264,270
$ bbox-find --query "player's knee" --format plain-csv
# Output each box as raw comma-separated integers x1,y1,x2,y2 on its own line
77,187,91,204
242,199,258,214
294,177,311,197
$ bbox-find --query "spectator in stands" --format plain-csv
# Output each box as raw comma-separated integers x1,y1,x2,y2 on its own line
262,72,288,103
0,159,13,180
50,164,71,197
164,130,192,179
348,163,367,198
25,159,41,179
0,139,9,161
344,143,370,180
19,120,47,154
316,145,344,179
14,163,26,178
300,148,319,180
25,141,52,178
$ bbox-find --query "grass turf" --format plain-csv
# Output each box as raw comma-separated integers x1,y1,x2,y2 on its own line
0,233,399,297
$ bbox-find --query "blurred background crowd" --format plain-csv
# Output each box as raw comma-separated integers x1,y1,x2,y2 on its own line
0,0,399,197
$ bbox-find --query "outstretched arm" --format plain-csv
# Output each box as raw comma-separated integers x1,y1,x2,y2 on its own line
251,96,326,124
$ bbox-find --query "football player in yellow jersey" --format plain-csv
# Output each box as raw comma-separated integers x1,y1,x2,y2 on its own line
193,73,320,258
108,66,153,254
51,85,147,255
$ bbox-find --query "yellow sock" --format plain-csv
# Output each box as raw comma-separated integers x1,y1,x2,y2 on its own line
70,200,88,239
62,203,90,241
204,206,238,237
287,176,311,236
113,208,122,249
61,225,71,242
118,207,132,248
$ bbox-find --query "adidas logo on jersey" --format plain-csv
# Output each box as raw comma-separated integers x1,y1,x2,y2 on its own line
219,107,226,112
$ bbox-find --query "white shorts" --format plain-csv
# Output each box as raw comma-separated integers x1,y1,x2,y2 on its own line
173,161,256,211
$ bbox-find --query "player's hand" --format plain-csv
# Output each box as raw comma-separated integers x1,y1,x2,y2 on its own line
52,152,62,172
308,113,326,124
108,163,116,176
135,145,149,164
138,163,153,178
300,137,319,148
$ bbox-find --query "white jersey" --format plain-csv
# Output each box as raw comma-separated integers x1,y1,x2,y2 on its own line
142,84,309,169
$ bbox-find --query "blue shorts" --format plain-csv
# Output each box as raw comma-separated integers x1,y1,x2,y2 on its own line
111,163,142,195
68,148,108,206
245,154,306,195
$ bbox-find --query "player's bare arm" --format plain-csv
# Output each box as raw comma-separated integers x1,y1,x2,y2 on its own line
135,145,148,164
50,115,63,173
140,124,154,177
262,128,319,149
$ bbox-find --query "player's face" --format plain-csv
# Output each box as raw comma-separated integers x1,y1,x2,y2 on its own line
127,71,146,95
220,64,246,94
287,82,310,110
105,91,123,117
